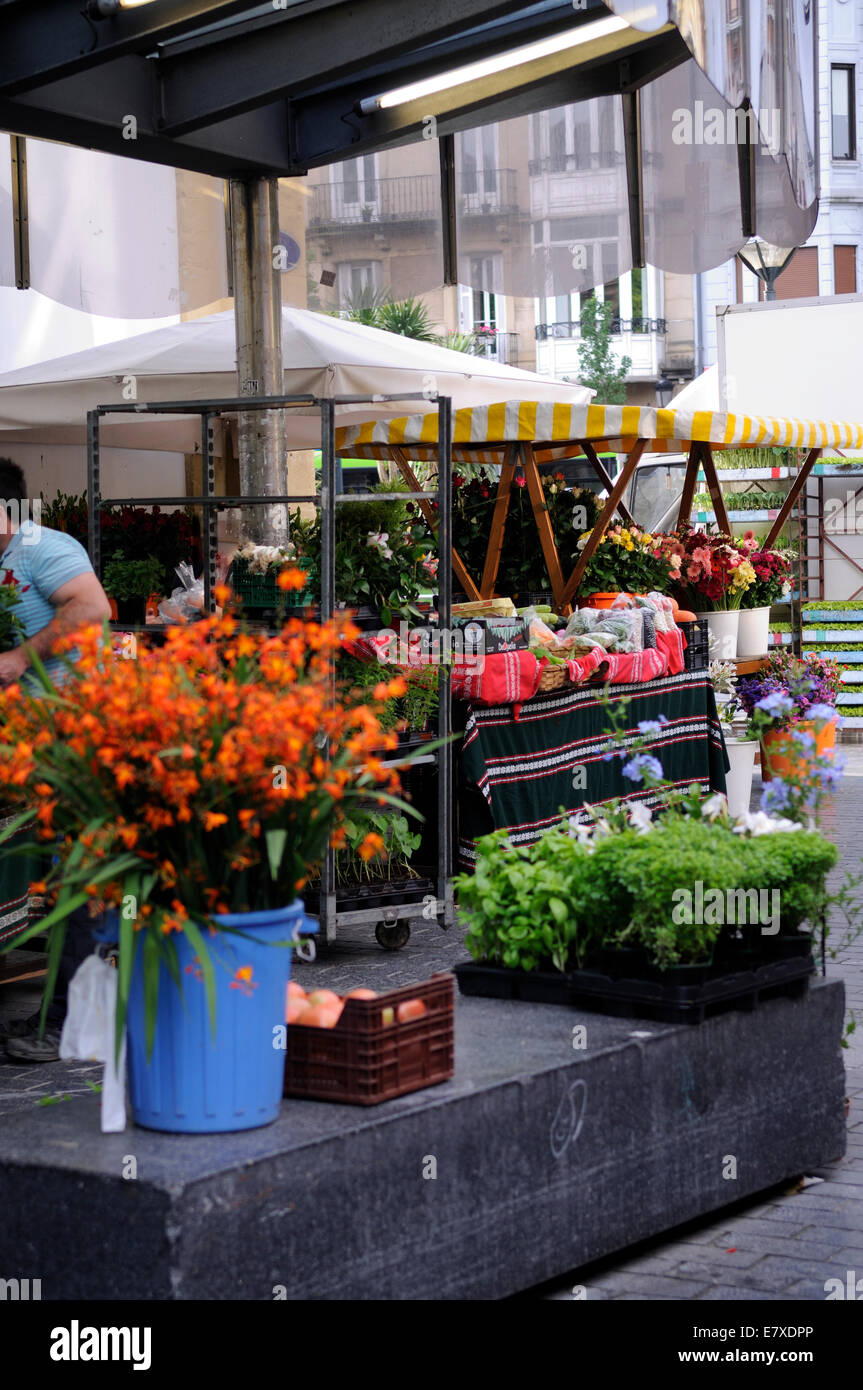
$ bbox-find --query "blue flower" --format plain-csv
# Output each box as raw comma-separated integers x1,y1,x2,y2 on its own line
637,719,664,736
622,754,664,784
755,692,794,717
790,730,816,751
806,702,837,724
761,780,792,813
602,750,616,763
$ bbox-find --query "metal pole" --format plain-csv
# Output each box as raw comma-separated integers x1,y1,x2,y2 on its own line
229,176,287,545
202,411,216,613
86,409,101,577
436,395,453,928
320,396,337,943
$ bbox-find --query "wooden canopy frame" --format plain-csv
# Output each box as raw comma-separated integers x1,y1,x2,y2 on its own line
379,435,823,611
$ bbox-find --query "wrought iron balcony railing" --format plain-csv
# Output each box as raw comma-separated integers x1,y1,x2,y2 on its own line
535,317,667,340
308,170,519,225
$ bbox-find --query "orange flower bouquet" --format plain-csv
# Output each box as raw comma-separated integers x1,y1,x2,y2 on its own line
0,587,408,1073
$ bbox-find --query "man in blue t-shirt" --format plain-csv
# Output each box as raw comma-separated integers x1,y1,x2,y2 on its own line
0,460,112,1063
0,462,111,688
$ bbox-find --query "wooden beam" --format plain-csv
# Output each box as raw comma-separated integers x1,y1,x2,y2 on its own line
699,442,731,534
675,442,701,529
579,441,635,525
522,442,567,609
390,446,480,601
561,439,647,607
479,445,517,598
765,447,821,549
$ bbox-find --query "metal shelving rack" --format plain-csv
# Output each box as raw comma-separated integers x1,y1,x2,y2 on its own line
86,392,454,952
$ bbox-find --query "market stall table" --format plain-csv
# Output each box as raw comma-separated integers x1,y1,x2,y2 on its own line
456,668,728,869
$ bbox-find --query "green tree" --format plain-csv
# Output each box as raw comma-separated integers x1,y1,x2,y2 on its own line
577,298,632,404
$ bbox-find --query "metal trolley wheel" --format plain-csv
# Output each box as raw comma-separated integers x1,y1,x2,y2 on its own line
375,919,411,951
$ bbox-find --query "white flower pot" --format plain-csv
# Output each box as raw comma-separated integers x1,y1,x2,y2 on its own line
737,605,771,658
724,737,757,819
695,609,739,661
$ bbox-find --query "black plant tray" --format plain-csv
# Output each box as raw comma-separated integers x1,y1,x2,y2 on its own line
454,953,814,1024
454,961,578,1005
303,874,436,917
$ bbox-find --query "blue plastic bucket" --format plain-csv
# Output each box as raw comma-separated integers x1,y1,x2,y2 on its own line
126,900,315,1133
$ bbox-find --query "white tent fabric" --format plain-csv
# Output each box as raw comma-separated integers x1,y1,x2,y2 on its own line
668,366,720,414
0,306,591,452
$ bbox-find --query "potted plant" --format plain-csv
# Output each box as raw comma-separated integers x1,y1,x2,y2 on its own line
0,570,28,653
0,587,410,1133
707,659,757,819
737,537,793,658
574,522,678,607
736,651,843,785
102,551,165,626
403,663,440,736
292,485,429,627
667,530,757,660
41,492,202,594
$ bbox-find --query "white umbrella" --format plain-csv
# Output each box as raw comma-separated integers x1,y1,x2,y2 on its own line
0,306,591,453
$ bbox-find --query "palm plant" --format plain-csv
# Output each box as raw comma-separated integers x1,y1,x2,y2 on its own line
376,295,437,342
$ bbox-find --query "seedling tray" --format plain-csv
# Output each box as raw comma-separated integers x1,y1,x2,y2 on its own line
454,954,813,1025
228,556,316,608
284,973,454,1104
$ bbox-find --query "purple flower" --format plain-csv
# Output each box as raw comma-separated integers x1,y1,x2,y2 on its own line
637,719,664,736
622,754,664,784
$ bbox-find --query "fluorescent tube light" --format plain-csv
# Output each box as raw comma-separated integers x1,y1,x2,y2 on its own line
358,14,630,115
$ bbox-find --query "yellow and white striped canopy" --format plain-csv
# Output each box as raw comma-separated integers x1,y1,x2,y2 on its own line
335,400,863,460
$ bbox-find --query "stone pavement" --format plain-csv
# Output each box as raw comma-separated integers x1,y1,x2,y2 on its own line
0,751,860,1301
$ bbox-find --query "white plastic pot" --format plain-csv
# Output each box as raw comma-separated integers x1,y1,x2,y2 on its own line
724,736,757,819
737,605,771,658
695,609,739,662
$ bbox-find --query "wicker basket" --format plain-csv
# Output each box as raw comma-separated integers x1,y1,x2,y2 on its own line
537,664,570,692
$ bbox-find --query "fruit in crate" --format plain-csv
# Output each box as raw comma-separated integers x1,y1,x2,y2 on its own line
302,1003,343,1028
307,989,342,1009
287,998,311,1025
285,983,431,1028
397,998,428,1022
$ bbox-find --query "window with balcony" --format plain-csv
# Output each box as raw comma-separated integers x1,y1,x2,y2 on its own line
831,65,856,160
529,104,621,174
336,153,377,207
458,258,517,361
459,126,499,201
337,260,381,305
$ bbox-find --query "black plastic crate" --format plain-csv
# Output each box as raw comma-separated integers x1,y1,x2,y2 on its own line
454,953,813,1025
679,617,709,671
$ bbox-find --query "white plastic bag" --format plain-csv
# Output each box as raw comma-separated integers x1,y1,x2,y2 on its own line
60,955,127,1132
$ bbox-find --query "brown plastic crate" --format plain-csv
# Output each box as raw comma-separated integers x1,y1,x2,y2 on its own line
284,973,454,1105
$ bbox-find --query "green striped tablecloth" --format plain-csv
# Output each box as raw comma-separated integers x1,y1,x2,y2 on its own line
457,669,729,868
0,815,40,947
